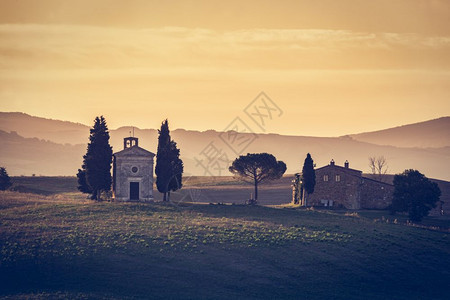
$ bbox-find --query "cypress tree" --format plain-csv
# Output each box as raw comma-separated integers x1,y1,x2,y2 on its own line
78,116,113,200
155,119,172,201
155,119,183,201
301,153,316,206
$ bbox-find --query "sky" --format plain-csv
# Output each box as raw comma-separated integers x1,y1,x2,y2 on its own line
0,0,449,136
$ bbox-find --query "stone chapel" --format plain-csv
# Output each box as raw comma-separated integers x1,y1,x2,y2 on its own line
112,137,155,201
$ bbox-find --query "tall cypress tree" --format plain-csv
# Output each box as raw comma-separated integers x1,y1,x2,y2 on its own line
156,120,171,201
155,119,183,201
301,153,316,206
77,116,113,200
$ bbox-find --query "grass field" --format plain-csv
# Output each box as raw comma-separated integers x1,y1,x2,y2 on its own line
1,190,449,299
10,175,295,205
11,174,450,211
11,176,79,195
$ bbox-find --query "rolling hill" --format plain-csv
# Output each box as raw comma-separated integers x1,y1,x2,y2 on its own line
0,130,84,176
0,112,449,181
0,112,90,145
347,116,450,148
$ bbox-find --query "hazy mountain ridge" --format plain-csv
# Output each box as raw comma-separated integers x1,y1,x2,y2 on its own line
0,112,449,180
0,130,85,176
0,112,90,145
347,117,450,148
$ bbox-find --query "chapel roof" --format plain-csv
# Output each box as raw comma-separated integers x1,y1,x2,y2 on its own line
113,145,155,157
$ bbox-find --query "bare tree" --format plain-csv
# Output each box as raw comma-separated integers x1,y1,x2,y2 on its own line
368,156,376,174
368,155,388,182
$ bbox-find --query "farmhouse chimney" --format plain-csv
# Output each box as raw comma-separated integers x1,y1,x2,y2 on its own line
124,137,139,149
344,160,349,168
330,159,335,166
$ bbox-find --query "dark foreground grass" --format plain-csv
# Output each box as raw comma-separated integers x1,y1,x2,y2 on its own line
0,192,449,299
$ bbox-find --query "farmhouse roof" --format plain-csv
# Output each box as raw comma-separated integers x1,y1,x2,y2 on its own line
315,161,362,174
315,159,393,186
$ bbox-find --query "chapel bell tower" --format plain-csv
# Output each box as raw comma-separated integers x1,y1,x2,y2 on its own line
124,137,139,149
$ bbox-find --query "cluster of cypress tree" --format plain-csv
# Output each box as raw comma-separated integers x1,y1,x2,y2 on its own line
155,119,183,201
77,116,113,200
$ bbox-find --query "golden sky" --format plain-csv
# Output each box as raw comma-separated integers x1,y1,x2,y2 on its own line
0,0,449,136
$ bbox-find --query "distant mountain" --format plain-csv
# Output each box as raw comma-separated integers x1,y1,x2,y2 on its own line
165,131,450,181
0,112,449,181
2,112,449,149
0,112,89,145
0,130,84,176
347,117,450,148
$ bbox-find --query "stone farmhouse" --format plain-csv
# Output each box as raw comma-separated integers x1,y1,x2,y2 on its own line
306,160,394,209
112,137,155,201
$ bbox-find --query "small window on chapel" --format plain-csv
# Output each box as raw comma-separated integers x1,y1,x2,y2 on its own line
323,175,329,182
335,175,341,182
131,166,138,173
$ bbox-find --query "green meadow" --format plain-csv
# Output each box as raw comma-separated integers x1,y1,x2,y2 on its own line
1,189,449,300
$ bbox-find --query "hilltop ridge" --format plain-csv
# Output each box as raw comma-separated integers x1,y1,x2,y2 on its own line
347,117,450,148
0,112,449,180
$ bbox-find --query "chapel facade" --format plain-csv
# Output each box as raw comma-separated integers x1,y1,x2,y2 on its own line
112,137,155,201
